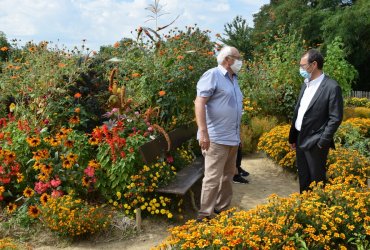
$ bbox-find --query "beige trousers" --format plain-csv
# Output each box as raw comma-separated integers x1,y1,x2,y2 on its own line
198,142,238,218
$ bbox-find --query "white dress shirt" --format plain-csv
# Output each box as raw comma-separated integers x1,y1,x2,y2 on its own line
295,73,325,131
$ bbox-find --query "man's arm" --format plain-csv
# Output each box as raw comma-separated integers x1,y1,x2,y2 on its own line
194,96,210,150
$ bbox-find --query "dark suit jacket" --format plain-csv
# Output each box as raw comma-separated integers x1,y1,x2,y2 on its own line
289,75,343,150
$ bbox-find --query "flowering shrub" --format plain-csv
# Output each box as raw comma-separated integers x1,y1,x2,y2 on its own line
119,146,195,219
257,124,295,169
0,238,17,249
40,194,111,237
344,97,370,108
0,116,99,205
156,183,369,250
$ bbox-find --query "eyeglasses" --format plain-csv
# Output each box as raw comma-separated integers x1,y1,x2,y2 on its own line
299,63,311,69
227,55,241,60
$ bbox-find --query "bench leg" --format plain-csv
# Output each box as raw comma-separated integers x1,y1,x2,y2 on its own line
136,208,142,230
189,189,199,211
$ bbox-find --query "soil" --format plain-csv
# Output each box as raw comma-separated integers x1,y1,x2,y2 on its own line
33,153,299,250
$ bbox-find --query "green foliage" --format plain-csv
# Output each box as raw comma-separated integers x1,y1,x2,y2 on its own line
218,16,253,60
0,31,11,62
96,26,216,130
323,37,357,96
345,97,370,108
241,116,278,154
251,0,369,90
239,28,303,121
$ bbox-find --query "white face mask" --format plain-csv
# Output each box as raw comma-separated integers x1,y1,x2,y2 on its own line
230,59,243,74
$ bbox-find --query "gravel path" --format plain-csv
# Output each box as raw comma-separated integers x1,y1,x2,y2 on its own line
34,153,299,250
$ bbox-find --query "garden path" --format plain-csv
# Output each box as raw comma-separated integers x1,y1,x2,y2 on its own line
34,152,299,250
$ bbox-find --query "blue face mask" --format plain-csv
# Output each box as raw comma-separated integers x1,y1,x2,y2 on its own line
299,67,311,79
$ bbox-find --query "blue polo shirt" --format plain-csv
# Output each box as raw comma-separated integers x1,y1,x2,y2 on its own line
196,65,243,146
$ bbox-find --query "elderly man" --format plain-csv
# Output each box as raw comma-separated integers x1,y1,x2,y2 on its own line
194,46,244,221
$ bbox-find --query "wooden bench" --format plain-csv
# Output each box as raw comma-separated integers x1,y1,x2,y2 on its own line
135,125,204,229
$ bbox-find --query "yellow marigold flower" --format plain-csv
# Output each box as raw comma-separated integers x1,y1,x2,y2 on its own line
116,191,122,199
167,213,173,219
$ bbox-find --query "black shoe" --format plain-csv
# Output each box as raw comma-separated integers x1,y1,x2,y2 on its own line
214,209,221,214
233,175,249,184
240,169,250,177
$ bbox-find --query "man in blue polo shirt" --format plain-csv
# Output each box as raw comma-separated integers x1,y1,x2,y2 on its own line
194,46,243,221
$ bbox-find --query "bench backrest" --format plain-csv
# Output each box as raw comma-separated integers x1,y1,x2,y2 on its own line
139,125,197,164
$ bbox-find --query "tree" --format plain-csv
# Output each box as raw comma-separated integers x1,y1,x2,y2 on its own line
251,0,370,90
219,16,253,60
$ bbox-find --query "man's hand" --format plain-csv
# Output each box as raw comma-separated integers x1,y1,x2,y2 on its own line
290,143,296,150
199,130,210,151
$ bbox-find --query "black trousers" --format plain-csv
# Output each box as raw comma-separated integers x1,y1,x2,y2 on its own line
236,143,243,174
296,144,329,193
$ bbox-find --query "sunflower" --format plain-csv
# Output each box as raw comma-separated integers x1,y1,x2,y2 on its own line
48,138,60,147
40,193,50,206
82,176,90,187
55,131,67,140
60,127,72,134
62,159,73,169
23,187,35,198
88,159,101,169
32,150,48,161
67,153,78,162
26,136,41,147
16,173,24,183
7,203,17,214
4,151,16,163
33,161,42,170
88,137,100,145
64,140,74,148
37,172,49,182
28,205,40,218
40,164,53,175
69,115,80,124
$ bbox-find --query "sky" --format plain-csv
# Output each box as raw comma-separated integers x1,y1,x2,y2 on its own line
0,0,270,52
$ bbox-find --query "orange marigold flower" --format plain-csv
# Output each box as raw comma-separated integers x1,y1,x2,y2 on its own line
1,46,9,51
113,42,120,48
188,65,194,70
69,115,80,124
131,72,141,78
58,63,66,68
74,92,82,98
74,107,80,113
23,187,35,198
159,90,166,97
176,55,184,60
207,51,214,55
28,205,40,218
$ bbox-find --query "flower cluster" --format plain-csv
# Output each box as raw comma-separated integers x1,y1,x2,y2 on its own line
40,194,111,237
257,124,294,168
345,97,370,108
0,148,23,201
156,181,370,250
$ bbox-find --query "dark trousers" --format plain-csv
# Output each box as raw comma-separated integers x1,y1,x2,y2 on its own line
236,143,243,174
296,144,329,193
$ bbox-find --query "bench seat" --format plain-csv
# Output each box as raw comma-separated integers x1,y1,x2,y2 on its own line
156,157,204,195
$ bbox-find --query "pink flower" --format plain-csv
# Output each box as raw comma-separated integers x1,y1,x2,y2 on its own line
166,155,174,163
50,178,61,188
51,190,63,198
84,166,95,177
34,181,50,194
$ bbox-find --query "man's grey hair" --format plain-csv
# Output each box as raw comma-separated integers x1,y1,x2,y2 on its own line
217,46,233,65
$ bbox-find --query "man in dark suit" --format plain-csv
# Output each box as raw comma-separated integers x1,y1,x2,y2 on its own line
289,49,343,193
